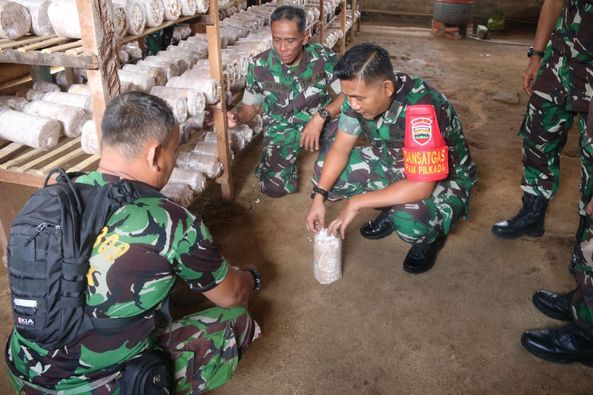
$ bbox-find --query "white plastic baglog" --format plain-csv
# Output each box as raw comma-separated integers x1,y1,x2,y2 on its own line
313,229,342,285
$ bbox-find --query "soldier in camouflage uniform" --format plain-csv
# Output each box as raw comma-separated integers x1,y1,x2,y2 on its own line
306,44,477,274
492,0,593,240
521,98,593,367
229,5,344,197
6,92,261,394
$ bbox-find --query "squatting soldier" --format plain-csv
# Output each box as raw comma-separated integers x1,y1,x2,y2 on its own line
228,5,344,197
492,0,593,244
306,44,477,274
521,97,593,366
6,93,262,394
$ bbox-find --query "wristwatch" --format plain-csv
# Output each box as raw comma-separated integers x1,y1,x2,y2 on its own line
245,268,262,291
318,108,331,121
310,184,329,201
527,47,545,58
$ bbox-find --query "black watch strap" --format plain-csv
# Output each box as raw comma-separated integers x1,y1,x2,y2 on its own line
245,268,262,291
527,47,545,58
310,185,329,201
318,108,330,121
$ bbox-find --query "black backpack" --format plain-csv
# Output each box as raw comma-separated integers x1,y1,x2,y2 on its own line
7,168,164,349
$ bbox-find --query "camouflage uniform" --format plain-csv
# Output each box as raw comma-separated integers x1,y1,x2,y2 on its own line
520,0,593,215
6,172,256,394
570,96,593,334
243,42,341,197
313,73,477,244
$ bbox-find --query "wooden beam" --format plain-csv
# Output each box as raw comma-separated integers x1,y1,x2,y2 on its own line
340,0,346,54
0,184,18,258
76,0,121,148
0,50,97,68
206,0,233,200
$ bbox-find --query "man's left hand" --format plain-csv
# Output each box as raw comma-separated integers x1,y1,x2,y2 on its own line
300,114,324,151
328,199,360,239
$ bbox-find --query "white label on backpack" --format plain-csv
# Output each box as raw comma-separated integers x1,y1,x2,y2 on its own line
14,298,37,308
17,317,35,326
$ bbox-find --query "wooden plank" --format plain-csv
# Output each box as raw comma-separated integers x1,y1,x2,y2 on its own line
0,143,25,162
0,35,55,50
0,50,98,68
18,37,70,52
77,0,121,146
67,154,100,172
0,146,47,169
119,15,212,45
207,0,233,200
42,41,83,54
340,0,346,54
17,138,82,171
0,170,45,188
319,0,325,45
0,184,18,256
40,147,86,172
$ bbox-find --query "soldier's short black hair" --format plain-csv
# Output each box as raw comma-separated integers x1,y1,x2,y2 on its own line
270,5,307,33
334,43,396,85
101,92,175,158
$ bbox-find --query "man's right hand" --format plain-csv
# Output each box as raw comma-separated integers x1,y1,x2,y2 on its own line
227,111,240,128
306,197,326,232
523,57,542,96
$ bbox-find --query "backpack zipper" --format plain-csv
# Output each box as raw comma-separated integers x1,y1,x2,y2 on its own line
25,223,61,245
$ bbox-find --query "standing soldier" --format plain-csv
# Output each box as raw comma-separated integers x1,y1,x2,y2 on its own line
521,97,593,366
306,44,477,274
228,5,344,197
492,0,593,245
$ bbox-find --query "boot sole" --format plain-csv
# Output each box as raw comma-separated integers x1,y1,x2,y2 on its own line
521,335,593,367
532,295,573,322
491,226,544,239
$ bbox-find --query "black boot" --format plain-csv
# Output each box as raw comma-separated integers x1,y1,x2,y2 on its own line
403,235,447,274
491,194,549,239
360,209,395,240
521,322,593,366
532,289,573,322
569,215,588,274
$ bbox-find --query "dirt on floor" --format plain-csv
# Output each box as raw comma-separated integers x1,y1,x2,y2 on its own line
0,21,591,395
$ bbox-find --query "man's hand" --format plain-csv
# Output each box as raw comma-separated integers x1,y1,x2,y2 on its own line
306,196,326,232
227,111,240,128
586,199,593,217
523,57,542,96
327,198,360,239
300,113,325,151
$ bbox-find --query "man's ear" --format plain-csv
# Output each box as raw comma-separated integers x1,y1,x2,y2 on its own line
383,79,395,97
146,142,161,171
303,30,310,45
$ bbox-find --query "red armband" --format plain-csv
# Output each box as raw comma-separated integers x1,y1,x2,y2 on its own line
402,104,449,181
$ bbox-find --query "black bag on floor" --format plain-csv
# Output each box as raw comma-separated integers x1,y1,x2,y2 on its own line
120,350,172,394
7,168,163,349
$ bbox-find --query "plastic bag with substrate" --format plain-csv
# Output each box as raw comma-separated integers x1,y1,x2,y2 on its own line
313,229,342,285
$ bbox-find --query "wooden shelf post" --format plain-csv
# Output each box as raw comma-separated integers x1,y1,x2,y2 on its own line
76,0,121,144
207,0,233,200
340,0,346,54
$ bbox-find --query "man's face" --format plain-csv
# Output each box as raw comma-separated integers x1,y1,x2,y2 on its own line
271,19,308,66
340,78,394,120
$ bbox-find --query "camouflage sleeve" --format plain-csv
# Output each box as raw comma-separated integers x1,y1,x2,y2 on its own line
243,62,264,106
338,98,362,136
322,46,341,94
174,218,229,292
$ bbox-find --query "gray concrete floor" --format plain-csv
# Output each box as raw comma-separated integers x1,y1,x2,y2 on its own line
1,22,591,394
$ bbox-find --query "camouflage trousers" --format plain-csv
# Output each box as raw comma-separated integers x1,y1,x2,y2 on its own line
570,218,593,332
313,144,475,244
256,119,338,197
519,93,592,215
8,306,255,395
